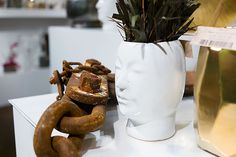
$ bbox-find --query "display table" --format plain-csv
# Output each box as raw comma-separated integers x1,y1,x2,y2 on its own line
9,94,215,157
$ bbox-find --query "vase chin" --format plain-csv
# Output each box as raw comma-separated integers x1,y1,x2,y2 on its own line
115,40,186,141
126,117,176,141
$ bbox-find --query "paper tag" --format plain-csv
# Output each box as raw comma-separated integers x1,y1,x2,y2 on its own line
191,26,236,51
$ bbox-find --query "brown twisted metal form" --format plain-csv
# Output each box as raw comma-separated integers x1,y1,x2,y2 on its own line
34,59,115,157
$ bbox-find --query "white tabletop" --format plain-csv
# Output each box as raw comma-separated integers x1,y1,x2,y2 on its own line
9,94,215,157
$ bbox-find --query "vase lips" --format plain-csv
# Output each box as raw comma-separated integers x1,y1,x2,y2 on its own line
117,94,128,104
118,100,139,117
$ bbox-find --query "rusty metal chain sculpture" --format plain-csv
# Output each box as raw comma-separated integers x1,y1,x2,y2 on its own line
34,59,115,157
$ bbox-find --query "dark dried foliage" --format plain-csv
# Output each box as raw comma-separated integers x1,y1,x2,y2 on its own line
112,0,200,43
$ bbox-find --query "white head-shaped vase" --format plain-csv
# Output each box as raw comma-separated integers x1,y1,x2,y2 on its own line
96,0,117,31
115,41,186,141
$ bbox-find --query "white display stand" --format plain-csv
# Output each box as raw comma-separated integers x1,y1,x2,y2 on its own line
9,94,215,157
49,27,122,92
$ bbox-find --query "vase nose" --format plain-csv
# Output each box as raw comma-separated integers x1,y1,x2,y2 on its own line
115,66,129,91
116,73,128,91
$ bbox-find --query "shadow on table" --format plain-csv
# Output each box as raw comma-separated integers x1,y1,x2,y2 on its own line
176,122,191,131
81,102,119,155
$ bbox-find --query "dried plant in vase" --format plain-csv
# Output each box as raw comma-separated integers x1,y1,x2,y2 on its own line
113,0,200,141
112,0,200,42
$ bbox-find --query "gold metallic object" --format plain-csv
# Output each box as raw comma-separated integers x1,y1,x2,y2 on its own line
194,47,236,157
192,0,236,27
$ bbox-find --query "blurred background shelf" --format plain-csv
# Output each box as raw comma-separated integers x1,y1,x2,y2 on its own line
0,7,69,108
0,9,66,19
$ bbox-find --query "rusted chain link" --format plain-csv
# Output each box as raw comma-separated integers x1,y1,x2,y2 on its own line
50,59,112,100
34,59,114,157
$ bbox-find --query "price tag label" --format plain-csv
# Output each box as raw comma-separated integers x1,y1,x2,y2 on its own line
191,26,236,51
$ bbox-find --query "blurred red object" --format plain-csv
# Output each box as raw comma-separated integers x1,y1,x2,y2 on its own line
3,53,19,72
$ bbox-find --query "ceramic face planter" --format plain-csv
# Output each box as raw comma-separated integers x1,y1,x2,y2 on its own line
115,41,186,141
96,0,117,30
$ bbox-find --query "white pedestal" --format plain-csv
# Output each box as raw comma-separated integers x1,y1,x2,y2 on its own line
49,27,122,93
9,94,215,157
